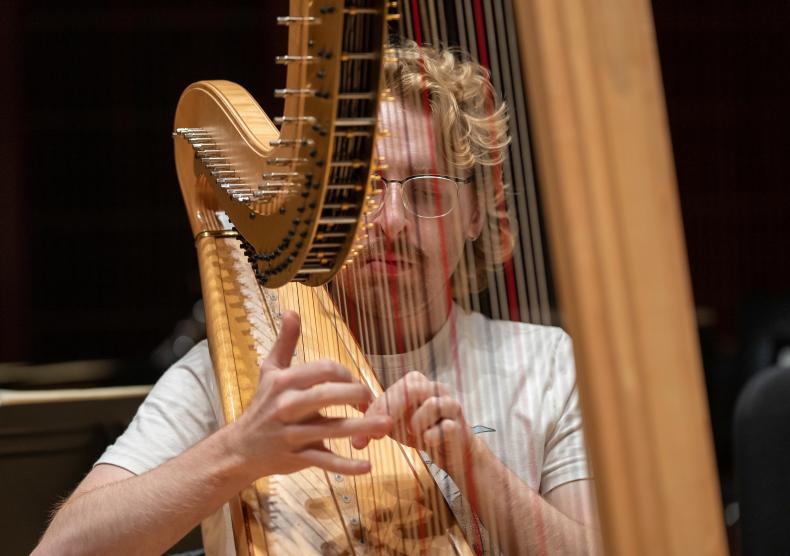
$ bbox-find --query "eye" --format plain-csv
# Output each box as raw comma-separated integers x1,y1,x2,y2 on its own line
413,178,445,196
408,183,431,198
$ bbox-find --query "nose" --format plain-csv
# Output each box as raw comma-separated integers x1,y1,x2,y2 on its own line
372,182,409,239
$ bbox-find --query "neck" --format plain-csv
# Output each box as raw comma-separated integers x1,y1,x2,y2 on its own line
348,291,453,356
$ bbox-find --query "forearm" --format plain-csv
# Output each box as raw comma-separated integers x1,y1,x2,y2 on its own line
34,426,252,556
457,441,599,556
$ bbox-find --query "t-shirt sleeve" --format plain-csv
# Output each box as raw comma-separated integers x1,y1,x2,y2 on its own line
95,341,220,475
540,331,591,495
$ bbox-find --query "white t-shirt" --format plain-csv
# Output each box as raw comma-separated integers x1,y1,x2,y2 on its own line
97,306,589,553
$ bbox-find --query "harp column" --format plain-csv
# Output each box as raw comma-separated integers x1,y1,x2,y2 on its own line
514,0,727,555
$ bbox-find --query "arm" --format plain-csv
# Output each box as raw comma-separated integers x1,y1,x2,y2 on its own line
353,371,601,555
34,312,392,556
468,438,601,555
34,427,262,556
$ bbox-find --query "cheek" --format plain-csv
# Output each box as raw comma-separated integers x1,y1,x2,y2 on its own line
415,217,467,270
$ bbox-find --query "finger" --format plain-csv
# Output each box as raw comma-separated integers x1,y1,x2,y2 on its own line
361,381,441,446
279,382,374,423
351,433,370,450
262,311,301,371
367,380,444,423
292,415,392,445
297,448,372,475
280,359,353,390
351,423,389,449
410,395,462,436
354,377,445,448
422,418,464,449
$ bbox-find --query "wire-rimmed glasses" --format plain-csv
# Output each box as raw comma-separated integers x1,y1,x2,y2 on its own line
367,173,472,219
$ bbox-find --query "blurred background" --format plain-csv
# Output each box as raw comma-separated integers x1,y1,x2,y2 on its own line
1,0,788,553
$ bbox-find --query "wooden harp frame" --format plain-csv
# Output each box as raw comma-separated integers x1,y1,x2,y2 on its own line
515,0,727,554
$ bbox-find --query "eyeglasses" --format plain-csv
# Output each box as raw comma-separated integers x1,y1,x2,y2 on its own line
367,173,472,219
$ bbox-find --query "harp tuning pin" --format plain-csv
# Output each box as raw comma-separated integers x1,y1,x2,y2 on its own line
277,16,321,25
175,127,205,135
342,7,376,15
263,171,300,179
267,157,308,166
275,115,317,125
274,88,318,98
269,138,315,147
275,55,317,65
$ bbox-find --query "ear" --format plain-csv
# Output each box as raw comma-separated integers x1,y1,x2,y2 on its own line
465,187,484,241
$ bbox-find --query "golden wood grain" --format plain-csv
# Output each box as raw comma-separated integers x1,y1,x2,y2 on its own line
514,0,727,554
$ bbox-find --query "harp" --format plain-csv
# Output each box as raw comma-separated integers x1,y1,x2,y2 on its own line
172,0,727,554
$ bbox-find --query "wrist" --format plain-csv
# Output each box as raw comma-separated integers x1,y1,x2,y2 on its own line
448,435,490,490
213,422,259,486
469,434,491,468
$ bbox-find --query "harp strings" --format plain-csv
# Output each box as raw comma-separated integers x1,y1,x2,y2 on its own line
387,0,576,553
262,0,578,551
326,12,491,549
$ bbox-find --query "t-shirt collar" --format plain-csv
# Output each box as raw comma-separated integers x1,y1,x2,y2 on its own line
366,303,461,387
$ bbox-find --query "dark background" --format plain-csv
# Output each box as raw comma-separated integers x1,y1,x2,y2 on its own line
1,0,788,552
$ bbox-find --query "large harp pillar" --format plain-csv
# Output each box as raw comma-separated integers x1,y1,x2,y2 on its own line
514,0,727,554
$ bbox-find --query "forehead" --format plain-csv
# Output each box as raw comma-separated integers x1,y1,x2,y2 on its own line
376,99,454,176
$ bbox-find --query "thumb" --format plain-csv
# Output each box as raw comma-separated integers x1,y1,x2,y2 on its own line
352,434,371,450
262,311,301,372
351,398,388,450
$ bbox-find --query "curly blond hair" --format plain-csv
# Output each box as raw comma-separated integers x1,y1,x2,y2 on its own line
384,41,515,290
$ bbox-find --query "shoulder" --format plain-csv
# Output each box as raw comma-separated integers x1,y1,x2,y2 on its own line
126,338,220,438
455,309,576,398
154,340,214,394
95,340,220,474
169,339,213,378
155,339,221,419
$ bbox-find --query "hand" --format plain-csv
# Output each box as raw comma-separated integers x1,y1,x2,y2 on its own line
351,371,477,480
227,311,392,479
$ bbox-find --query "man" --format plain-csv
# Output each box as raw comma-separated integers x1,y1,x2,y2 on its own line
35,43,599,555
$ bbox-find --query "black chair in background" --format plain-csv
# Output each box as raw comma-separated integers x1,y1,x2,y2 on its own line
734,366,790,555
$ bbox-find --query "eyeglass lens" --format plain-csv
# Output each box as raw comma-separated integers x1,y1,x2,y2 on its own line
369,176,459,218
